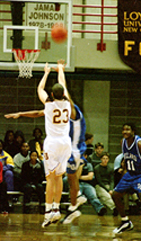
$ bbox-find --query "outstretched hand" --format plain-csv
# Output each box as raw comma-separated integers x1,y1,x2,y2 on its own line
44,63,51,74
4,113,20,119
52,59,66,72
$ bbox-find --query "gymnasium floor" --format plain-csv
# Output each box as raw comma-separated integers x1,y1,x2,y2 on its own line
0,205,141,241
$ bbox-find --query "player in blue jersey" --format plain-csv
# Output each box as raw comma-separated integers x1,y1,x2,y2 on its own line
112,123,141,234
5,60,87,224
61,104,87,224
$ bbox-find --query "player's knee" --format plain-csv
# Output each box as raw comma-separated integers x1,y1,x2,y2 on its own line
68,172,76,181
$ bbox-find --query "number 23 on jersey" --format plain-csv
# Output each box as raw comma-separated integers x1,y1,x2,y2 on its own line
53,108,69,124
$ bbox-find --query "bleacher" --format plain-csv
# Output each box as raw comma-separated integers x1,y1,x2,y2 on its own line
7,181,70,213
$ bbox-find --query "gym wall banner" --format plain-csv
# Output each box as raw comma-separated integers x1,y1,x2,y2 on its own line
118,0,141,74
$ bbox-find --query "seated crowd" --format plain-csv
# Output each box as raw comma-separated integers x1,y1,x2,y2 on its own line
0,128,45,214
0,129,140,216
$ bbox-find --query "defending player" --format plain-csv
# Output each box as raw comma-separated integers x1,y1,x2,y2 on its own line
53,60,87,223
5,60,87,224
112,123,141,234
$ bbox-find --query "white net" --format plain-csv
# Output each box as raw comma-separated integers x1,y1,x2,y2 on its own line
13,49,40,78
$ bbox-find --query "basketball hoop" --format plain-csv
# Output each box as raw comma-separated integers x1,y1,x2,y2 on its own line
12,49,40,78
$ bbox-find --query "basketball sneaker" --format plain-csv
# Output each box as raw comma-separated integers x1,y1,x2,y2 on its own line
68,195,87,212
52,209,61,223
113,220,134,234
41,210,54,228
61,210,81,224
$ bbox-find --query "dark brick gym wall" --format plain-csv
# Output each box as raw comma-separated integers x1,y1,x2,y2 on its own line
0,75,84,142
1,73,141,162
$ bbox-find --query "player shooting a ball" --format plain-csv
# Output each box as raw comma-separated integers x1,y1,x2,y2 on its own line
38,60,72,227
5,59,87,225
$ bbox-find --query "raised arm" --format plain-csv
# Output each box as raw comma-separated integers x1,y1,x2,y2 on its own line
4,109,44,119
57,60,69,98
53,60,76,120
37,63,51,104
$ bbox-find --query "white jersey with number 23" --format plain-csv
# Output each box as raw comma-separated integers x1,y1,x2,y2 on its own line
43,99,71,176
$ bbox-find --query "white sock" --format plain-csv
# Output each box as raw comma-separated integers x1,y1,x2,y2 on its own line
53,202,60,210
45,203,53,212
77,190,81,197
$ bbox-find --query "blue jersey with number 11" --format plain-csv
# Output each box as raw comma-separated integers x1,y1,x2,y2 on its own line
122,135,141,174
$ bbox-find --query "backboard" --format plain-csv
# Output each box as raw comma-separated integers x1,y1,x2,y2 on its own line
0,0,75,73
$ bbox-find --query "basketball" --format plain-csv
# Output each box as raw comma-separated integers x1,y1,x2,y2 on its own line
51,24,67,44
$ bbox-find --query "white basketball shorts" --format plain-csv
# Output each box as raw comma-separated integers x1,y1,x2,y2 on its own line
43,135,71,176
